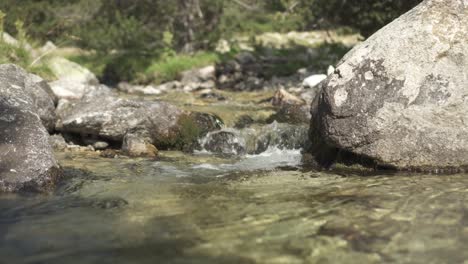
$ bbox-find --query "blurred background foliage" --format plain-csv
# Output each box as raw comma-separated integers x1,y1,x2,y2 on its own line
0,0,421,83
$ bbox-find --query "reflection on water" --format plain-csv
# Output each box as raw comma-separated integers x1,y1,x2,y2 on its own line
1,150,468,263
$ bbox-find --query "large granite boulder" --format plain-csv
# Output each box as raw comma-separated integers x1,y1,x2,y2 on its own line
56,94,222,151
0,64,57,132
47,56,98,85
47,57,100,100
24,73,57,132
0,64,62,192
309,0,468,170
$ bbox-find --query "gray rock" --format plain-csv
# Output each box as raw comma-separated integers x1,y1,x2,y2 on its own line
58,96,183,141
1,32,34,52
49,80,112,101
309,0,468,170
155,81,182,92
200,122,309,155
254,122,309,154
122,133,158,157
117,82,163,95
40,41,57,54
270,104,311,124
201,130,247,156
0,65,57,132
47,57,98,85
93,141,110,150
272,89,305,107
0,64,62,192
49,134,68,151
57,95,222,151
269,89,310,124
180,65,215,83
47,57,102,100
24,73,57,132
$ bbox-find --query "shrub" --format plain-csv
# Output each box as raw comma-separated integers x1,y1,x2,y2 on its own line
0,11,53,79
299,0,422,37
145,52,220,84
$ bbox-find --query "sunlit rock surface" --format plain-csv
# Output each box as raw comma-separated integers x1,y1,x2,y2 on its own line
0,64,61,192
57,94,221,150
310,0,468,170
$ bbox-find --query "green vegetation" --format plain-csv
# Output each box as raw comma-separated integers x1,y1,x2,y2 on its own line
0,10,53,79
0,0,422,83
298,0,422,37
145,52,220,84
219,1,302,38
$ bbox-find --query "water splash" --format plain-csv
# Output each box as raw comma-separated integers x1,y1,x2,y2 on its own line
193,147,303,173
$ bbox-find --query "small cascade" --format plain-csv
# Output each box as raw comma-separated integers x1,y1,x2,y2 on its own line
197,121,309,156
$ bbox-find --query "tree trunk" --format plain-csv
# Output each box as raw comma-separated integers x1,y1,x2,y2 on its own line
179,0,203,53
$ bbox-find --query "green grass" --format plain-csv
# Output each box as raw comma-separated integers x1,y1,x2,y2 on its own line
145,52,220,84
65,32,352,85
67,52,112,78
67,51,222,85
0,40,54,80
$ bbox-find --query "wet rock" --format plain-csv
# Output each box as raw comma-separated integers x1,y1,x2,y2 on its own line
234,115,255,129
91,197,129,209
309,0,468,170
199,89,226,101
49,134,68,151
269,89,310,124
199,122,309,155
254,122,309,153
201,130,247,156
272,89,305,107
191,112,224,133
0,64,62,192
100,149,121,158
269,104,311,124
122,133,158,157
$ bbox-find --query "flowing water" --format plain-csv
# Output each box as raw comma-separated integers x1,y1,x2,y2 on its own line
2,90,468,263
3,149,468,263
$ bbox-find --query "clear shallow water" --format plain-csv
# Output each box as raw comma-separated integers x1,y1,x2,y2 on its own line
2,150,468,264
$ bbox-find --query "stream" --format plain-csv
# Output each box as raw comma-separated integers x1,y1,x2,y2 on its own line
1,90,468,264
